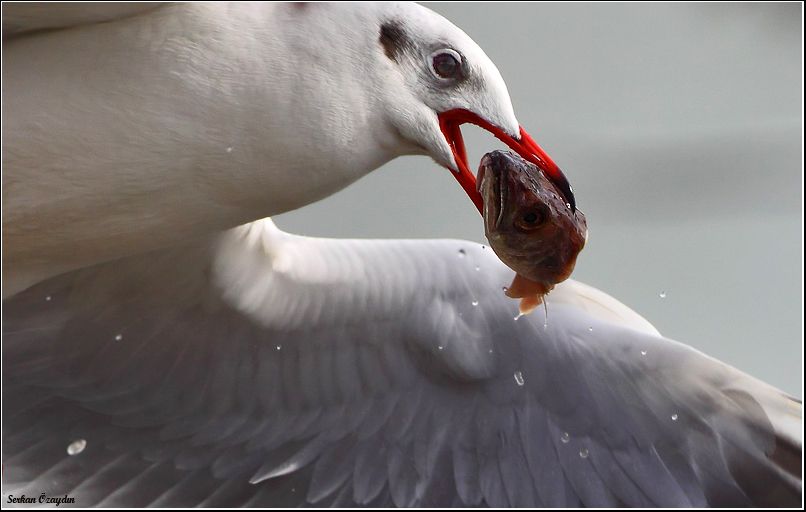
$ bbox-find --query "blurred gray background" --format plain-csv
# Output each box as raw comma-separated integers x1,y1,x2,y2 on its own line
276,2,803,395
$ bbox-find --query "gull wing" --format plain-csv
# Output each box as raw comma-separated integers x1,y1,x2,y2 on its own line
3,220,800,507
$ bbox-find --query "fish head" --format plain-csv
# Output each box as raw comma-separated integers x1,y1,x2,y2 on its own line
477,150,587,285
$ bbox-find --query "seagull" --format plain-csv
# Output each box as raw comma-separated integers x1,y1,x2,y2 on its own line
2,2,572,296
2,3,801,508
2,219,801,507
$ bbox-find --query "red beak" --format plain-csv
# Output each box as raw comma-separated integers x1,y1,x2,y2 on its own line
437,108,575,214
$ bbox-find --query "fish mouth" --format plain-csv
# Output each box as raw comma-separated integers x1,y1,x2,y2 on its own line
437,109,576,214
478,151,514,230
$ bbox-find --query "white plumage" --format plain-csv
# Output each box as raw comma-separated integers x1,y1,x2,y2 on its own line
2,2,520,294
2,218,800,506
1,2,801,507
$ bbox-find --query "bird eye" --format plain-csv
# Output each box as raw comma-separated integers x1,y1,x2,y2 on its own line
516,209,546,231
431,49,462,79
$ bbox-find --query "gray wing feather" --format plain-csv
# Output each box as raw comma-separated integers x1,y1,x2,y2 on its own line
2,219,801,507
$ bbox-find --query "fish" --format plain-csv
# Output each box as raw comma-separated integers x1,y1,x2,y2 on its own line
477,150,588,315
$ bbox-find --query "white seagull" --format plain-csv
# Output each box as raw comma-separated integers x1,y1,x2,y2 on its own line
2,2,801,508
2,218,801,507
2,2,571,295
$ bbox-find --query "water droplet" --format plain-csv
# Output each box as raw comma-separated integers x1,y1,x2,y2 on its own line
513,371,525,386
640,350,647,356
475,266,480,271
226,146,233,153
659,291,667,299
438,345,444,351
67,439,86,456
560,432,570,443
565,202,571,209
458,249,466,257
275,345,282,351
514,314,523,321
488,349,493,354
587,326,593,332
579,447,589,458
114,334,123,341
45,295,52,301
502,286,508,292
471,300,479,306
671,413,679,421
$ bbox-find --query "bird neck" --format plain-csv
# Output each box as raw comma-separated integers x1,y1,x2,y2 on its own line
2,3,407,296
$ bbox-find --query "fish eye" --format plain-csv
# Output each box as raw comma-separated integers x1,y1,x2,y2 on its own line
430,49,463,79
516,209,546,231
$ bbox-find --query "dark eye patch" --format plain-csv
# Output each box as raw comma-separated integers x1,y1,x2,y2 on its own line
379,21,408,62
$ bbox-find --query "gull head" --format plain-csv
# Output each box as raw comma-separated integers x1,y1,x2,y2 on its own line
374,3,575,212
